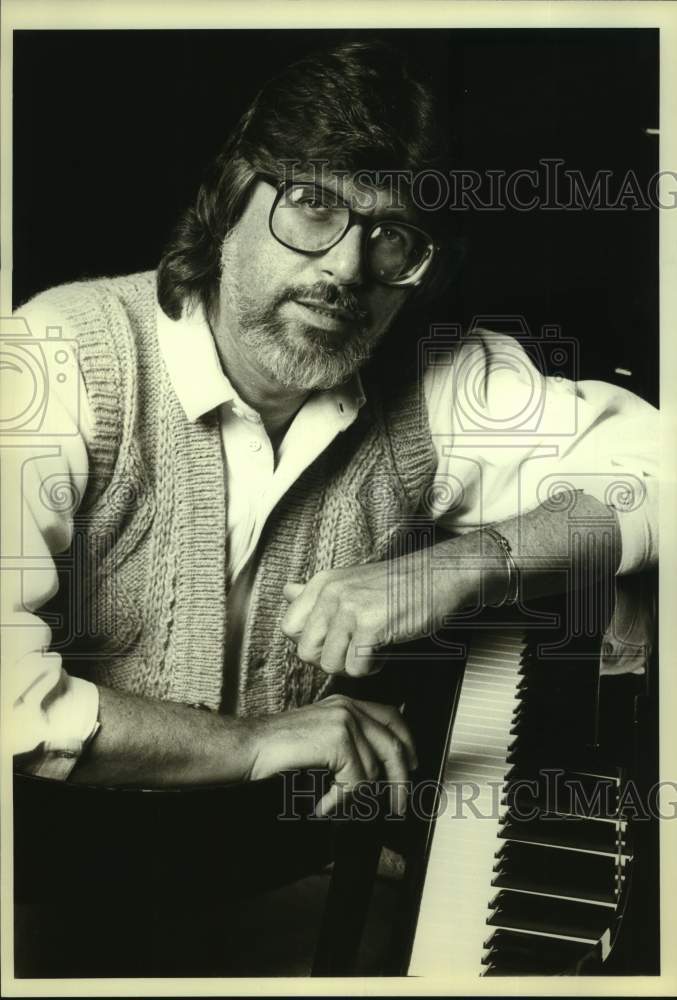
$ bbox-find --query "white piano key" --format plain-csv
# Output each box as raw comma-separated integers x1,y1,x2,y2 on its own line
409,629,526,977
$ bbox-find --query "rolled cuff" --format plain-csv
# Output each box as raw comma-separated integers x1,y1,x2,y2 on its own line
14,673,100,781
600,573,655,676
613,497,657,575
23,726,100,781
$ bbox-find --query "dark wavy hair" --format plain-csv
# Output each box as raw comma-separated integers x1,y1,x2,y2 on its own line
156,40,457,322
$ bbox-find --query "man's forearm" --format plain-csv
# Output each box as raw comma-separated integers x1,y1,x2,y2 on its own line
445,491,622,609
68,685,417,808
69,685,255,786
281,491,623,676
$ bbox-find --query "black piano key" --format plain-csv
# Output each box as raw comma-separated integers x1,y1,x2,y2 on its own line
499,816,625,854
494,838,619,879
506,743,618,776
518,719,596,737
486,889,612,941
514,692,595,715
516,678,596,701
510,714,593,740
505,763,620,785
482,928,599,975
504,773,619,819
491,841,618,903
511,696,591,718
519,656,595,677
508,750,618,774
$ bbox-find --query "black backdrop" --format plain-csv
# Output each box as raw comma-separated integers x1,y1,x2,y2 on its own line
13,28,659,405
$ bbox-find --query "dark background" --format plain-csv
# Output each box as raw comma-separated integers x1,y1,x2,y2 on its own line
13,28,659,405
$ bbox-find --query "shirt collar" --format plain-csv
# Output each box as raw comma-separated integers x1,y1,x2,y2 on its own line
156,299,366,424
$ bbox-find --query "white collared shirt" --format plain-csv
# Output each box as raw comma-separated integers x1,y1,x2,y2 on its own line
157,302,367,713
158,298,366,584
3,294,659,776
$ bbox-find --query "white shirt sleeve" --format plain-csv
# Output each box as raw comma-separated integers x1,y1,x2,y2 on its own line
1,301,100,779
424,330,658,572
423,330,659,676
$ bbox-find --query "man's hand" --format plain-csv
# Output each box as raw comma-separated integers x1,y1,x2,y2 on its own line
245,695,417,817
282,494,626,679
281,552,468,677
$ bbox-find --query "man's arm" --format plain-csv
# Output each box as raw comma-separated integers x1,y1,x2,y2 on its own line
1,304,101,778
3,301,416,804
425,331,657,578
66,685,251,786
281,330,660,676
281,491,623,677
68,686,416,817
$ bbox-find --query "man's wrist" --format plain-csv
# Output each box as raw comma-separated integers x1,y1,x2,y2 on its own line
433,531,510,613
481,526,519,607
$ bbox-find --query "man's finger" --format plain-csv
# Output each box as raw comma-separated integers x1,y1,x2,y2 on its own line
349,699,418,771
296,607,331,666
316,724,367,817
343,712,381,784
349,707,412,792
315,782,341,818
345,636,380,677
320,613,353,674
282,582,305,603
281,576,329,638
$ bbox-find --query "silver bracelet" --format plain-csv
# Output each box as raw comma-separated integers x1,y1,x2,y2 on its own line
482,526,519,608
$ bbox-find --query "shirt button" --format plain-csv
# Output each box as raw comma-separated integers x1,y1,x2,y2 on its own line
248,439,262,452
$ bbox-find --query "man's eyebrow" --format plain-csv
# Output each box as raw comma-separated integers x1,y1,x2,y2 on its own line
292,176,418,220
346,189,417,219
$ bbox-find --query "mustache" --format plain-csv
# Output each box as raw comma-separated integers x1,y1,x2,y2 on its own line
280,282,369,322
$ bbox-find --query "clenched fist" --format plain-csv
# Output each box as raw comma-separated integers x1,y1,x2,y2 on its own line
281,550,472,677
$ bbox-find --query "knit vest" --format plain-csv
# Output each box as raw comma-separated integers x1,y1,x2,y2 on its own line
35,272,438,716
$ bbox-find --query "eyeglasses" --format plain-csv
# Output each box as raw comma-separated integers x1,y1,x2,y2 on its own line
265,178,437,288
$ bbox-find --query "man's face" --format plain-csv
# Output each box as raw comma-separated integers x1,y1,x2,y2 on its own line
217,172,417,392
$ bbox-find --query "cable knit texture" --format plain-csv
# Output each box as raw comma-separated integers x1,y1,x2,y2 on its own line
33,272,437,715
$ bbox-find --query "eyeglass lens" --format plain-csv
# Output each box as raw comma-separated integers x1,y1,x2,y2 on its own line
271,183,432,285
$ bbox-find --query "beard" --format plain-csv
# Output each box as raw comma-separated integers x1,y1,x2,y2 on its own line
218,233,386,392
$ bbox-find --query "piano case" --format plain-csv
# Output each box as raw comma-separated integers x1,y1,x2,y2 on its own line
313,586,659,977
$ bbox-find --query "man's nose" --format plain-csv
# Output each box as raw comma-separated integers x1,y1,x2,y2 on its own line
319,225,364,285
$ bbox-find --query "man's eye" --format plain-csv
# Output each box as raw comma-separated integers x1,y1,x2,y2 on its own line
379,226,405,245
298,197,331,212
289,188,332,212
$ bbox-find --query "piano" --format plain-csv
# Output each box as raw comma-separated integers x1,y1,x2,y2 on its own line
13,595,658,978
409,626,633,976
315,588,659,978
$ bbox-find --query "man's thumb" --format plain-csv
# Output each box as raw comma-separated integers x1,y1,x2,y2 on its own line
282,581,305,603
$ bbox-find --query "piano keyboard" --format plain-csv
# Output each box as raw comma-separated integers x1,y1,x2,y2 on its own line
408,627,630,977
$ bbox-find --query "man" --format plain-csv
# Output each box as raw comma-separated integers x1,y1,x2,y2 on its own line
5,40,658,823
